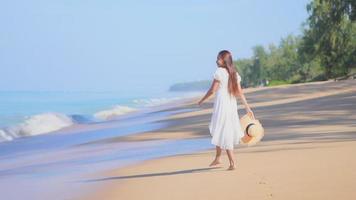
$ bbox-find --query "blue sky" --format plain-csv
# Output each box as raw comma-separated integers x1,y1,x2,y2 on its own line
0,0,310,92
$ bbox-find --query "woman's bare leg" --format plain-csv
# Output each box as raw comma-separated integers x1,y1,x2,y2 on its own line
226,149,236,170
209,146,222,166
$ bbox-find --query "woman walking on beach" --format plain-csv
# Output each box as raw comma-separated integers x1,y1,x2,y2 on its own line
198,50,254,170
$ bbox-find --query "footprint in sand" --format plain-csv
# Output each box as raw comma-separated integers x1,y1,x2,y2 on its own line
254,174,274,198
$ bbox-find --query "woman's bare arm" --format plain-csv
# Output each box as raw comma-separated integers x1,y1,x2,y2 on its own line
198,79,220,105
237,82,255,119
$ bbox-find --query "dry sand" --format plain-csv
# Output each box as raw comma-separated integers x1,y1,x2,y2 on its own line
79,79,356,200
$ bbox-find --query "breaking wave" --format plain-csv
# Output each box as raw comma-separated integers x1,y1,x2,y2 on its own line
93,105,138,120
0,112,74,142
0,105,138,142
0,93,201,142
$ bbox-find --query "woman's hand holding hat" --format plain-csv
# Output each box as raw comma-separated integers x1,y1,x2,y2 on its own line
246,107,255,119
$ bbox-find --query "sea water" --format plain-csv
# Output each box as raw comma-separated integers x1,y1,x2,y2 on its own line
0,89,203,142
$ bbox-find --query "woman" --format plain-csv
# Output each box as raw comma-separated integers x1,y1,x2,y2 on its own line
198,50,254,170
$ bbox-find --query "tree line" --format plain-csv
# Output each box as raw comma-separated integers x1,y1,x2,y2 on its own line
236,0,355,87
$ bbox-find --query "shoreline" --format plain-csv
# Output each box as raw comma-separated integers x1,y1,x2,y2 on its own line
78,79,356,200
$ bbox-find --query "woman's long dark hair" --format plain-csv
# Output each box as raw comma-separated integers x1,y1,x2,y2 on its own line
217,50,240,97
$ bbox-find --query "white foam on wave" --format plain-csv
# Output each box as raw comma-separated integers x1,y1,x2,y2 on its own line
0,113,74,142
132,92,203,107
133,97,182,107
19,113,74,135
0,129,14,141
93,105,138,120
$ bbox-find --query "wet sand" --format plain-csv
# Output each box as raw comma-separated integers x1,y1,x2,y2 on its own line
79,79,356,200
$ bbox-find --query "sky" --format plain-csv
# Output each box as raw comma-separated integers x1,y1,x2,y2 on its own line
0,0,310,92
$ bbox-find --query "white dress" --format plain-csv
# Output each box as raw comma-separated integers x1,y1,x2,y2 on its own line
208,67,245,150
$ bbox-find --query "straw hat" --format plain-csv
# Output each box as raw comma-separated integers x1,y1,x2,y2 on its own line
239,113,264,146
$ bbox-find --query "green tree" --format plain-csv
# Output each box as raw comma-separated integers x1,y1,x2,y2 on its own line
235,58,253,87
251,45,268,86
269,35,301,81
301,0,356,78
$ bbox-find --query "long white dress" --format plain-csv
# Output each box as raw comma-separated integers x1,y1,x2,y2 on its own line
208,67,245,150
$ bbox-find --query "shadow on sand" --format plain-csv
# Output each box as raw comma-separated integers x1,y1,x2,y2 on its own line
79,166,222,183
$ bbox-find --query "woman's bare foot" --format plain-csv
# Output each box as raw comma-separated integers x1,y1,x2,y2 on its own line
209,158,221,166
227,163,236,170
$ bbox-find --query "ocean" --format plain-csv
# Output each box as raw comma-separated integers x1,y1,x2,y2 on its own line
0,89,203,142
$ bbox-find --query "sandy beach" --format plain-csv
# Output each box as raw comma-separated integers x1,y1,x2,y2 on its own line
79,79,356,200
